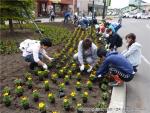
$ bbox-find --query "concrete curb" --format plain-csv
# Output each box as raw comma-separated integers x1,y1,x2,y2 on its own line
107,83,126,113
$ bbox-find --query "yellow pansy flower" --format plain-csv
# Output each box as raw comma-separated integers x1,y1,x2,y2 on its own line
38,102,45,108
3,92,9,96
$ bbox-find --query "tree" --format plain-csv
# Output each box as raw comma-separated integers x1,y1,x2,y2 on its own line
0,0,34,32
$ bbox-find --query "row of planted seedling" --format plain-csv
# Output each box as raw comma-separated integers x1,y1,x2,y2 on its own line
2,28,110,112
2,75,110,112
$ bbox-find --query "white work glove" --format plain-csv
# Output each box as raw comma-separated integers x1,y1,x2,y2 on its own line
97,74,102,78
105,34,109,38
99,37,102,40
48,57,54,61
80,64,85,71
87,65,93,73
43,64,48,70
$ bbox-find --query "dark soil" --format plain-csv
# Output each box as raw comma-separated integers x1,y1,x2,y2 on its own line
0,24,111,113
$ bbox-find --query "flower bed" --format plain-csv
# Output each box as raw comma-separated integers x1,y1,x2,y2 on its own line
1,28,112,113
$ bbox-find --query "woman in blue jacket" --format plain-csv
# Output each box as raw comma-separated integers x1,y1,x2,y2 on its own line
96,48,135,86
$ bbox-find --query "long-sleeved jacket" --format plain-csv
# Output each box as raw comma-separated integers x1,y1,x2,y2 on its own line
106,32,122,49
122,42,142,66
96,51,134,77
19,39,48,62
78,40,98,65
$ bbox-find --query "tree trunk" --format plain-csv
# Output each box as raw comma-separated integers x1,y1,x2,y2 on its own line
9,19,14,32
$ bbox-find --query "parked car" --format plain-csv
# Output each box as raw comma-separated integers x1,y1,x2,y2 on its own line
141,13,150,19
135,13,142,19
123,13,129,18
128,13,136,18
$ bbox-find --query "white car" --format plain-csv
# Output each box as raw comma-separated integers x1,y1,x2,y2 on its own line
135,13,142,19
128,13,135,18
141,14,150,19
123,13,129,18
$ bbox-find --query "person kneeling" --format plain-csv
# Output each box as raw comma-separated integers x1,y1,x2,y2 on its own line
19,38,54,70
73,38,98,72
96,48,135,86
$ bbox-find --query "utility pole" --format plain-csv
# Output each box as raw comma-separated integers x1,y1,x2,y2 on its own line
73,0,75,15
102,0,107,19
92,0,94,21
138,0,141,10
91,0,94,36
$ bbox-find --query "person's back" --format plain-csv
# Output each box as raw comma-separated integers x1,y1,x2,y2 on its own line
106,52,133,75
106,28,123,50
96,49,135,86
20,39,40,57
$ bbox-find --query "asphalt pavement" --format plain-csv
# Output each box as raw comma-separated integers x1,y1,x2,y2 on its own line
118,18,150,113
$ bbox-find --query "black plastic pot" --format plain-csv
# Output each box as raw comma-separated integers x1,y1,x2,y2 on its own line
77,109,83,113
4,101,11,107
33,97,39,102
88,87,92,91
65,81,69,85
64,106,70,111
76,87,81,91
50,99,55,103
23,104,29,109
45,87,49,91
17,92,23,97
28,85,32,89
82,98,87,103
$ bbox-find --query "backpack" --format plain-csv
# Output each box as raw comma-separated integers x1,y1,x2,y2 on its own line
116,35,123,47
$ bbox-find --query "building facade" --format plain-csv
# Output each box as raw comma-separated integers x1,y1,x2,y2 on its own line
36,0,77,17
77,0,104,16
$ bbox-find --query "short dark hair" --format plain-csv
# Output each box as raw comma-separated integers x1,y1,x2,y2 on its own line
82,38,92,50
106,28,112,33
97,48,107,58
40,38,52,47
105,22,110,27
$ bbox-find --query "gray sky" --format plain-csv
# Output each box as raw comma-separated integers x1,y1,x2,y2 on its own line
110,0,150,8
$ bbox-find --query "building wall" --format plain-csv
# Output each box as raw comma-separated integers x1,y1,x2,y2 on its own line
77,0,104,15
36,0,77,17
141,4,150,12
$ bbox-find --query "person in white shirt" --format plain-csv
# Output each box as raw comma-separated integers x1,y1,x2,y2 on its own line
73,38,98,72
122,33,142,72
19,38,54,70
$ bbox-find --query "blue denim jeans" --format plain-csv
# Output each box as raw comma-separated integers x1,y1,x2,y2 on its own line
24,53,43,63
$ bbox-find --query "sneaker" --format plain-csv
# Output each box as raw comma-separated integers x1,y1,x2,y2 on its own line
108,81,123,87
29,62,38,70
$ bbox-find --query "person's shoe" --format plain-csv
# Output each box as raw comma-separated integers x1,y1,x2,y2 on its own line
29,62,38,70
108,81,123,87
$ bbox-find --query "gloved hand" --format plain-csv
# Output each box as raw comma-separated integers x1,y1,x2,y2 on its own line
43,64,48,70
80,64,85,71
97,74,102,78
105,33,109,38
87,65,93,73
48,57,54,61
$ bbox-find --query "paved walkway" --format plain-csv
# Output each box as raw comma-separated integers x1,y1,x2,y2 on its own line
35,16,103,23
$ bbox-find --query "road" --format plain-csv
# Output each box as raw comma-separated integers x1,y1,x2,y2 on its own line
118,19,150,113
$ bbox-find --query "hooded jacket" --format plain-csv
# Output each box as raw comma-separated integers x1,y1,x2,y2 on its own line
96,51,134,77
122,42,142,66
